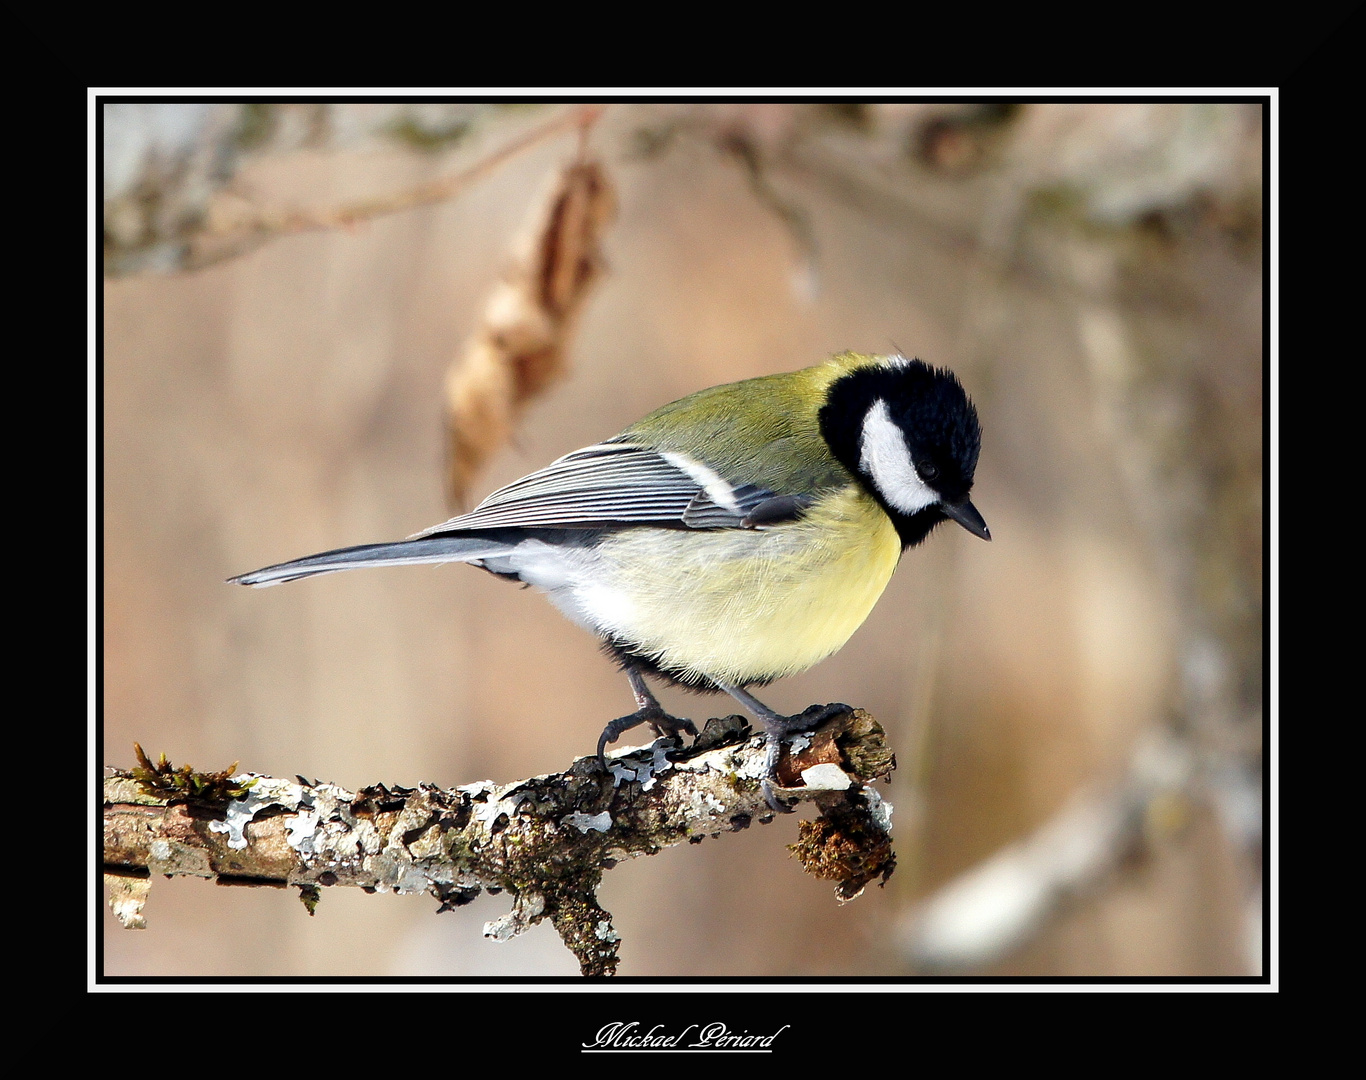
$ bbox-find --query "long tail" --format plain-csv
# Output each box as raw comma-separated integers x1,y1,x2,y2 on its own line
229,536,516,588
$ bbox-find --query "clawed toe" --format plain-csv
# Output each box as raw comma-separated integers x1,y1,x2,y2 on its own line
596,705,695,767
597,679,851,815
754,702,852,812
761,778,799,814
653,713,698,741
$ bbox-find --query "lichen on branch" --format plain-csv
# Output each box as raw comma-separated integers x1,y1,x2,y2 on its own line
103,707,895,976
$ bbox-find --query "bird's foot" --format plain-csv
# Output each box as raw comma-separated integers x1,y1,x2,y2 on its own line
597,705,698,768
756,702,852,814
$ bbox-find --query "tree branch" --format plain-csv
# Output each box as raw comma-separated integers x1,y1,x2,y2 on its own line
103,707,896,977
182,104,607,272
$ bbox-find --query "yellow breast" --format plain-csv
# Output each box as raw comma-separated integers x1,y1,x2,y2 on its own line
586,486,901,686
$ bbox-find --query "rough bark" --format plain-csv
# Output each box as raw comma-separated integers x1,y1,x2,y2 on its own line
104,708,896,976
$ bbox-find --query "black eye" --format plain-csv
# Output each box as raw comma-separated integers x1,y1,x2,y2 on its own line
918,460,939,481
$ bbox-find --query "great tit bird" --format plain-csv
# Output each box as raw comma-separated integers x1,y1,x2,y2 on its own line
231,351,988,809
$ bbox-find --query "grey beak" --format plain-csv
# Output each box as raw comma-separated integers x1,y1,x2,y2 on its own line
941,498,991,541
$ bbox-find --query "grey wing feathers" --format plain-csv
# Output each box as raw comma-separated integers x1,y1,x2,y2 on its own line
230,536,519,587
411,443,782,536
232,443,818,588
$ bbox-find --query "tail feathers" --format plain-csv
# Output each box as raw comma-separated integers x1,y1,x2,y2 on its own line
229,535,515,588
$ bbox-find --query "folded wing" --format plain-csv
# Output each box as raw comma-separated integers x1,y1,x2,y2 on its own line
412,442,797,535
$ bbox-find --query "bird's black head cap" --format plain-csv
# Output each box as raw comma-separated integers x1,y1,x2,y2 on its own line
819,357,985,547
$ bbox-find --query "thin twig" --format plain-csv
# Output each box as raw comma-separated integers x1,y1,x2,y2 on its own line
186,104,608,271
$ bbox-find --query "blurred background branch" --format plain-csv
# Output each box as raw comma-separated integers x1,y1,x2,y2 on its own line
103,104,605,275
101,99,1265,978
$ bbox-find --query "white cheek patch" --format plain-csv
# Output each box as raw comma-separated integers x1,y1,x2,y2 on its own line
859,399,938,515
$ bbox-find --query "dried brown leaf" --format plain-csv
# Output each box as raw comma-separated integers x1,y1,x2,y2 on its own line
444,159,617,508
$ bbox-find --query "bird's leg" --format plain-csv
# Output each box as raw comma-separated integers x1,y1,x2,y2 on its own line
597,666,698,767
715,682,850,813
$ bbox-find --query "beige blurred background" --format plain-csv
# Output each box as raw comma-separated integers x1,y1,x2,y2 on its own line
101,101,1265,978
